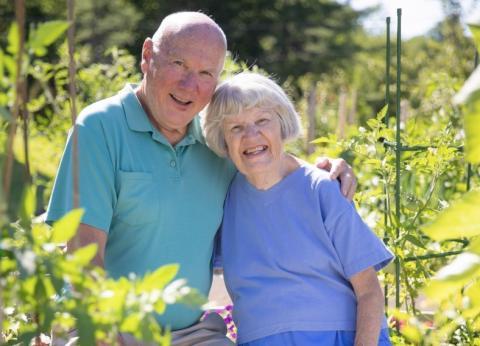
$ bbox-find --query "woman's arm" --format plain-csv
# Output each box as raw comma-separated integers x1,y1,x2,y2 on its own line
350,267,385,346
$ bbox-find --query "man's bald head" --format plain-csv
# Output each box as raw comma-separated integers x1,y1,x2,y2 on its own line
137,12,228,145
152,12,227,52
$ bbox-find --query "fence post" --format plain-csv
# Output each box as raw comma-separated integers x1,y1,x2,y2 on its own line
67,0,79,211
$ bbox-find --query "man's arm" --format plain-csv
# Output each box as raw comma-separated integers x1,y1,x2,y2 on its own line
68,223,107,268
315,157,357,200
350,267,384,346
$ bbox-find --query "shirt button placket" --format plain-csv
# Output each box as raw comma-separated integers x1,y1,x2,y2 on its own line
170,155,180,179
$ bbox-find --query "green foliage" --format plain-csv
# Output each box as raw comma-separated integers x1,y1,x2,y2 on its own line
423,190,480,240
75,0,142,61
1,193,204,345
383,20,480,345
28,21,70,57
129,0,360,88
1,17,141,219
308,18,479,340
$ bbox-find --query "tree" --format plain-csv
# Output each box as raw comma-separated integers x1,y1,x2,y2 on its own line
128,0,361,86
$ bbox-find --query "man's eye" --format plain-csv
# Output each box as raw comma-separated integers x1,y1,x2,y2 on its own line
257,118,269,125
231,125,242,133
200,71,213,77
173,60,183,66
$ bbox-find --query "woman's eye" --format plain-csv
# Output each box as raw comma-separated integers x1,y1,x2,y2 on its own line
257,118,269,125
231,125,242,133
173,60,183,66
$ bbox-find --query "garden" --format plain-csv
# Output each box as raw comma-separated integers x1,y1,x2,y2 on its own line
1,0,480,345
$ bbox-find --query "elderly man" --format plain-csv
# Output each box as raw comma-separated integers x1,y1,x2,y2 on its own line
47,12,356,345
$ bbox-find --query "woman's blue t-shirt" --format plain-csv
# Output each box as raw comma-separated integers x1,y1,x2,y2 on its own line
220,164,394,344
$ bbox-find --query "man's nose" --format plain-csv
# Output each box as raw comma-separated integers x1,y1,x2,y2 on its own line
179,72,196,90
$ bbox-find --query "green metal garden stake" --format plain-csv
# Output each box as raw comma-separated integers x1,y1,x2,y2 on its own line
383,16,391,309
394,8,402,310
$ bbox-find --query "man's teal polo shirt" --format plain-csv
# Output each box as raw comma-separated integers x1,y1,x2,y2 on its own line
46,84,236,329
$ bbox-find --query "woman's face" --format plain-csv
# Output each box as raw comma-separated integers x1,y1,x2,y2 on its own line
223,107,284,177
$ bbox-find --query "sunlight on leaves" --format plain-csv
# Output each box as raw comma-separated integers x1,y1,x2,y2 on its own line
28,21,70,57
51,209,84,244
19,184,36,227
72,243,98,266
423,190,480,240
423,253,480,301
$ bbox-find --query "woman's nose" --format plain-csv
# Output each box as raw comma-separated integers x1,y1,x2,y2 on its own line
244,124,259,136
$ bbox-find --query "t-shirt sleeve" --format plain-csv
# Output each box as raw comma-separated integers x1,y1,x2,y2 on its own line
318,179,394,279
46,115,116,233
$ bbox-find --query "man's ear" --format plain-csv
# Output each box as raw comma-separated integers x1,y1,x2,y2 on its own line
140,38,154,74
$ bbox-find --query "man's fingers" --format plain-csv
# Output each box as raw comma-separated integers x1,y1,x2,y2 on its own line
338,171,353,196
328,158,346,180
315,156,330,170
316,157,357,200
346,176,357,201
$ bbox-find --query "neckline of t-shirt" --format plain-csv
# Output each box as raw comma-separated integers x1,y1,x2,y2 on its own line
237,163,310,202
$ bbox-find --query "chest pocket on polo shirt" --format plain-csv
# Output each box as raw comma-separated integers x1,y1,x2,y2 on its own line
114,171,158,226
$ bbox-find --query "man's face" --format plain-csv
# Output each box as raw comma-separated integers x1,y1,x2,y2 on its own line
141,32,225,135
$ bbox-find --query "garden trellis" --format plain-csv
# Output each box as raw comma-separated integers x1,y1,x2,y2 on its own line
383,9,474,311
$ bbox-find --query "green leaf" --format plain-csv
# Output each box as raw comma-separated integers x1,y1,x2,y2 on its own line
468,24,480,53
32,223,51,245
2,52,16,76
34,277,47,301
468,236,480,254
364,158,381,167
0,258,17,273
404,234,426,249
423,190,480,240
376,104,388,121
19,185,36,227
21,276,37,296
7,23,19,55
310,137,331,144
39,305,55,332
5,331,37,346
74,310,96,346
120,312,142,333
401,325,422,344
142,264,179,291
454,67,480,105
51,209,84,244
28,21,69,56
72,244,98,266
423,253,480,301
154,299,166,315
366,118,379,129
0,48,4,78
463,94,480,164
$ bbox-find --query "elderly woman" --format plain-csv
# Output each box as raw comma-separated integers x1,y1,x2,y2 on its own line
203,72,394,346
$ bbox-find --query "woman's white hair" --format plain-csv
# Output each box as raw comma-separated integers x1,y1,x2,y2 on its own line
202,72,302,157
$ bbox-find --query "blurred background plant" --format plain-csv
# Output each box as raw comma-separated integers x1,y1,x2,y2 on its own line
1,187,205,345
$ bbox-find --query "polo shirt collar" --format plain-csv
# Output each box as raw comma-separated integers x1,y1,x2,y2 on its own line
121,84,155,133
119,83,205,146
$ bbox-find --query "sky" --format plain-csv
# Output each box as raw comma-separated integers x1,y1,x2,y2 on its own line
343,0,480,39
